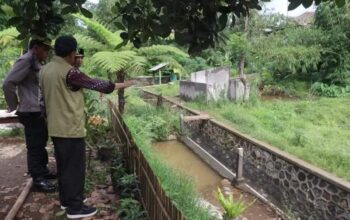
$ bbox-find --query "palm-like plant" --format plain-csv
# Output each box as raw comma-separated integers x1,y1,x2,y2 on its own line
73,14,188,113
0,27,19,47
73,14,189,75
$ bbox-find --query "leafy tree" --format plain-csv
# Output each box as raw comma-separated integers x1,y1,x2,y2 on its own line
0,27,19,47
86,0,118,29
0,0,345,53
0,0,91,45
314,1,350,85
0,4,13,30
114,0,345,53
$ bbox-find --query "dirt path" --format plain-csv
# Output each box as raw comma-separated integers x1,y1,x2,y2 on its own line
0,137,27,219
0,137,118,220
15,184,118,220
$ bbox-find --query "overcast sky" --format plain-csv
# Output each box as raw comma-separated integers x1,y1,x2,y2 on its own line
264,0,316,17
87,0,315,17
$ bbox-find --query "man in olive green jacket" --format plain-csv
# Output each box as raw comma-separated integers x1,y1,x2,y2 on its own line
40,35,134,219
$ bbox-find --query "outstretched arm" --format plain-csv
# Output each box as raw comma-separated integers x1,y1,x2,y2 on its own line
66,68,135,94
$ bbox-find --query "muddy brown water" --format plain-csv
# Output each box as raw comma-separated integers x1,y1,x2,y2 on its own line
153,140,279,220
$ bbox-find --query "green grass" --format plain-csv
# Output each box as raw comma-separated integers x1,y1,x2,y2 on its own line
123,90,214,220
144,83,350,181
146,82,180,97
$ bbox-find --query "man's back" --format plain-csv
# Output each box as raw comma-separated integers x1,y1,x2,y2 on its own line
2,51,41,112
40,56,85,138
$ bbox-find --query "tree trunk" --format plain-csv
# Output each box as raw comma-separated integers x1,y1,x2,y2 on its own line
240,15,250,101
117,70,126,114
239,15,249,79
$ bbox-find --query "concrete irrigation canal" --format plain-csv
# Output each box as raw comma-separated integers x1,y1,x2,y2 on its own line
153,140,277,219
141,89,350,220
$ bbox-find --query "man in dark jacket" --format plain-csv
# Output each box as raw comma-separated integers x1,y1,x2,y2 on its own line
2,39,56,192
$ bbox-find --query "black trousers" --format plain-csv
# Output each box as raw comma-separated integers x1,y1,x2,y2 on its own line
18,112,49,179
52,137,86,210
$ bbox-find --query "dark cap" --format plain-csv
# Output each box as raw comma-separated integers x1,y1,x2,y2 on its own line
54,35,78,57
29,37,52,49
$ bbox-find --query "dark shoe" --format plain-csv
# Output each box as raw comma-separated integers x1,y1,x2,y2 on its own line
61,198,88,210
43,171,57,180
32,178,56,193
66,205,97,219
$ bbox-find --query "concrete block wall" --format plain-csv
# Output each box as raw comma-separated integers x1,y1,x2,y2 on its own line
181,67,230,101
179,81,208,101
228,78,250,101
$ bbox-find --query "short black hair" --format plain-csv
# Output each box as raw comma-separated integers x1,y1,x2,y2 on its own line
78,48,84,56
54,35,78,57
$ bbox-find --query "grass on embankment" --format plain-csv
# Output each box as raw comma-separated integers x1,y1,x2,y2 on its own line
147,83,180,97
123,90,214,220
147,83,350,181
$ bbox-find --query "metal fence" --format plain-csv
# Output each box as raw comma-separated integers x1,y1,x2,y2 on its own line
109,100,185,220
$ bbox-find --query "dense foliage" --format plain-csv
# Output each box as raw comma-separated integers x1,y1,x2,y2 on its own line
314,2,350,86
0,0,345,52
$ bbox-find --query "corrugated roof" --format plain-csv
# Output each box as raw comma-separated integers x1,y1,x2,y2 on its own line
149,63,168,71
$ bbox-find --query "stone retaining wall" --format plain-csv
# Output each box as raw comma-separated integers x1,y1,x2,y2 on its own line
187,120,350,220
141,90,350,220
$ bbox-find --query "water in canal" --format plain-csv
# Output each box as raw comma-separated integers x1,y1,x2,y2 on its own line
153,140,279,220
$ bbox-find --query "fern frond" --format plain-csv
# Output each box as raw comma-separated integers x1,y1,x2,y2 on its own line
138,45,189,58
0,27,18,46
74,33,106,51
92,51,138,73
125,56,148,77
73,14,123,48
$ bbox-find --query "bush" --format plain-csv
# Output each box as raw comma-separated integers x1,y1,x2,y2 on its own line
311,82,350,97
118,198,148,220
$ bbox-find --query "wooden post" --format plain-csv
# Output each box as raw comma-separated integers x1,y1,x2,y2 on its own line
5,178,33,220
156,94,163,107
158,70,162,85
179,114,184,135
117,70,126,114
234,148,245,186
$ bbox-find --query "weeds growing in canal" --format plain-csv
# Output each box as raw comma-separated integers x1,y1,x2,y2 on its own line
216,188,253,219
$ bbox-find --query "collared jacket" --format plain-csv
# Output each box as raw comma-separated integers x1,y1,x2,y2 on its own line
39,56,85,138
2,50,42,112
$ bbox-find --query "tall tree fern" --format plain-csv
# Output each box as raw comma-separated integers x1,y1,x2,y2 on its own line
73,14,123,48
73,14,189,77
73,14,189,112
73,33,106,51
